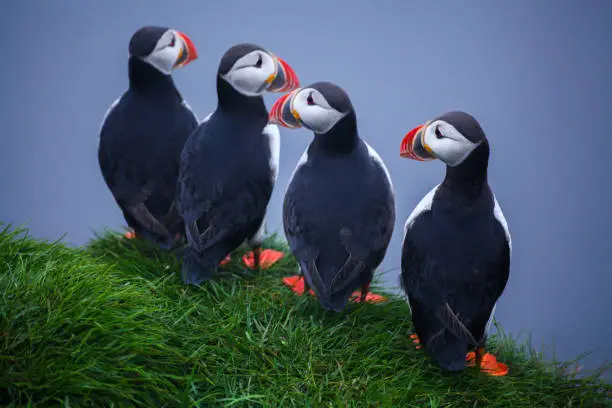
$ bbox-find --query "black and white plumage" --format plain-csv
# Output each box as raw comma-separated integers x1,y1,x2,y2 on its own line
98,26,199,249
399,111,511,372
269,82,396,312
176,43,299,285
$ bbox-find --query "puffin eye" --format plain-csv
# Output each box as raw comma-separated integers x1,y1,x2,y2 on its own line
306,93,315,106
169,36,176,47
435,126,444,139
255,55,263,68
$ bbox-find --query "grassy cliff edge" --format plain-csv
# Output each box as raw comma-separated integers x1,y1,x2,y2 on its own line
1,224,610,407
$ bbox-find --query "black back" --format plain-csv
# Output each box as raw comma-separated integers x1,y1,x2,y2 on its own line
283,107,395,311
98,57,198,236
177,83,273,263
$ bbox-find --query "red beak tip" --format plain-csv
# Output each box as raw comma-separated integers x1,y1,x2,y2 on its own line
176,31,198,63
399,124,426,158
276,57,300,92
399,136,411,157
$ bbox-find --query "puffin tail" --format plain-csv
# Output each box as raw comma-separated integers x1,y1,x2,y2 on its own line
427,330,469,372
318,293,351,313
435,303,479,348
301,261,351,312
180,247,216,285
141,228,181,250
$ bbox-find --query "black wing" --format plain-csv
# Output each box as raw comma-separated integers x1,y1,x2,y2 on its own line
283,154,395,297
329,170,395,294
400,198,510,346
282,180,324,289
401,210,477,346
177,122,273,252
98,95,198,238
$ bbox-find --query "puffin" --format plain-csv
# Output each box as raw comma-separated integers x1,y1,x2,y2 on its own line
398,111,511,376
269,81,396,312
176,43,300,285
98,25,199,249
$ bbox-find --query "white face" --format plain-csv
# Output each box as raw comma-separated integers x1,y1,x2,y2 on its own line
140,30,182,75
292,88,347,134
423,120,481,166
221,50,277,97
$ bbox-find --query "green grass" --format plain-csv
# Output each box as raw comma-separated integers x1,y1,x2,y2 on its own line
0,223,610,407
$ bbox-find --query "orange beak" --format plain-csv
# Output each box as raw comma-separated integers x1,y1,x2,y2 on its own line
174,31,198,68
400,122,436,161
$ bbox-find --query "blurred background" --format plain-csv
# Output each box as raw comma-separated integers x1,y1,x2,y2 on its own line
1,0,610,377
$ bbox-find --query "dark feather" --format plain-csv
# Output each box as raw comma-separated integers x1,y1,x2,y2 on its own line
283,139,395,308
435,303,479,347
177,107,274,261
98,66,197,243
400,182,510,368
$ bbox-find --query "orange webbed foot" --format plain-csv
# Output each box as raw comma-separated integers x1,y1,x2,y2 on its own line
350,291,388,304
466,351,509,376
243,249,284,269
282,275,315,296
219,254,232,266
349,283,388,304
124,231,137,239
283,276,388,302
410,333,422,350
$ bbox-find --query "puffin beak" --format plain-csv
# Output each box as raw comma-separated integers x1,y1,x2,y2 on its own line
269,88,302,128
173,31,198,68
400,121,436,161
265,54,300,93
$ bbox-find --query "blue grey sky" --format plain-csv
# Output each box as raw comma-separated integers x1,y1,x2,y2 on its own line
1,1,611,376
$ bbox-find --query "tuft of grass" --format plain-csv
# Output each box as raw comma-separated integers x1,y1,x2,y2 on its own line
0,223,610,407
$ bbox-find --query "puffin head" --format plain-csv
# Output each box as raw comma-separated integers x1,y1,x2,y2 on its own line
218,43,299,97
268,81,353,134
400,111,486,166
129,26,198,75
